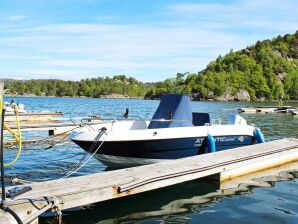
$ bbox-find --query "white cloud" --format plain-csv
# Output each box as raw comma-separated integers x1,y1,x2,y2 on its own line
1,69,89,80
169,3,226,13
0,23,257,81
0,0,297,81
7,15,27,21
167,0,298,32
96,15,122,20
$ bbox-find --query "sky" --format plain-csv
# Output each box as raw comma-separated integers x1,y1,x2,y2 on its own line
0,0,297,82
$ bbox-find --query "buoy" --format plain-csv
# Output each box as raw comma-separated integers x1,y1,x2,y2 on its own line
207,134,216,153
254,128,265,143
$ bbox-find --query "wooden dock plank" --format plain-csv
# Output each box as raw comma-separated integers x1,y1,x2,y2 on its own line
3,123,80,135
238,106,297,114
1,138,298,223
3,121,103,135
5,113,64,117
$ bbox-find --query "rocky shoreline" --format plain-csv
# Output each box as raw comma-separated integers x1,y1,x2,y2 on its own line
3,93,142,99
4,93,298,102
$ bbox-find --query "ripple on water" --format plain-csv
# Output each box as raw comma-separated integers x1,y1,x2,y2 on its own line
2,97,298,223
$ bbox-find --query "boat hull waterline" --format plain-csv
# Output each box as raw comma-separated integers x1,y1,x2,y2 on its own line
71,123,258,168
73,135,254,167
71,94,264,168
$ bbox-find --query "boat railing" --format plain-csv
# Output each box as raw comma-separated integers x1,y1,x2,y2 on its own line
80,117,200,133
212,118,222,125
148,119,192,122
80,116,194,125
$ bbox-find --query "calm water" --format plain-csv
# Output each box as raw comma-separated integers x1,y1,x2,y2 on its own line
2,97,298,224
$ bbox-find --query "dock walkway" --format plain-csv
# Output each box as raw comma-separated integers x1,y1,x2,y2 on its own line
1,138,298,224
238,106,296,114
3,121,104,136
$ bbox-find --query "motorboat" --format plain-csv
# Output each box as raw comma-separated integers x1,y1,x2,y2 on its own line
70,94,265,168
4,102,29,113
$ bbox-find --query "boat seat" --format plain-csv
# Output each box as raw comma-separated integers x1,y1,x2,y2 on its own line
228,114,247,125
130,120,148,130
192,113,210,126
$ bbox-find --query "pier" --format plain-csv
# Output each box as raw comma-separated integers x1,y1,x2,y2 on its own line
238,106,296,114
4,112,64,123
1,82,298,223
3,121,103,136
0,138,298,224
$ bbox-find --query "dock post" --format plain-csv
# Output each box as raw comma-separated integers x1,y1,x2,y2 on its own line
49,129,54,136
0,82,5,202
0,82,39,224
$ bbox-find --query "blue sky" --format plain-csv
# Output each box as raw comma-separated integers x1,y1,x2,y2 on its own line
0,0,297,82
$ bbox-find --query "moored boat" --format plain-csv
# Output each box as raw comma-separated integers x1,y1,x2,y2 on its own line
4,101,29,113
71,94,265,168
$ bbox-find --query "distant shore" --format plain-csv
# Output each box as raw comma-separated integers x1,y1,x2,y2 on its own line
4,93,298,103
4,93,144,99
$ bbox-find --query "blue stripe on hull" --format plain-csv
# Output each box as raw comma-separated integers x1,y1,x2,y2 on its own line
73,135,255,160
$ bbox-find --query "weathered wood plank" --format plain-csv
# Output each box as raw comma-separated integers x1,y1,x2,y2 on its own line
5,116,86,123
3,124,79,135
3,121,103,134
1,138,298,223
5,112,64,117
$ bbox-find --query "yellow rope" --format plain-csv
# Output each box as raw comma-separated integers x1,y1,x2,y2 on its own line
4,105,22,166
3,123,20,142
0,96,2,116
0,97,23,166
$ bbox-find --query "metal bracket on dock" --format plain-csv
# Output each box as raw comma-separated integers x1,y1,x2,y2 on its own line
22,202,53,224
117,143,298,193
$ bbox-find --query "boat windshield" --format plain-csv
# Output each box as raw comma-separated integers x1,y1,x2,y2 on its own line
148,94,193,129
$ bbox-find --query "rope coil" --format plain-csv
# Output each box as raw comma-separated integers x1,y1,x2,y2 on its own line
0,97,22,167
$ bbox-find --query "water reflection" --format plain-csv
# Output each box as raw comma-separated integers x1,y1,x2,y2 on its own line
60,180,219,224
39,165,298,224
2,97,298,223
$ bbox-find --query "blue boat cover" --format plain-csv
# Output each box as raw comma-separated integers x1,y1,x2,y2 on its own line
148,94,193,129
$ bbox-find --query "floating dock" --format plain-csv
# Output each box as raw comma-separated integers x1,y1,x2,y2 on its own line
0,138,298,224
4,122,81,136
4,112,64,123
238,106,296,114
4,120,104,136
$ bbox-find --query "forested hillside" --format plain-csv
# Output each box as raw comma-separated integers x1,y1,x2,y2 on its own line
146,31,298,101
4,75,148,98
3,31,298,101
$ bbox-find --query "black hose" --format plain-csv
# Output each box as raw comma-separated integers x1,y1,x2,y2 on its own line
0,108,23,224
1,204,24,224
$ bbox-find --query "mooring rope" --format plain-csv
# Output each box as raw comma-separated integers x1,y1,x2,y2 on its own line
15,126,79,150
60,127,108,179
5,127,109,185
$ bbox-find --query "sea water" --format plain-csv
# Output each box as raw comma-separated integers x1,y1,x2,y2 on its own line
2,97,298,223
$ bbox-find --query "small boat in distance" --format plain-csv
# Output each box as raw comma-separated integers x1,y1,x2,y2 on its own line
3,99,64,122
4,100,29,113
71,94,265,168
